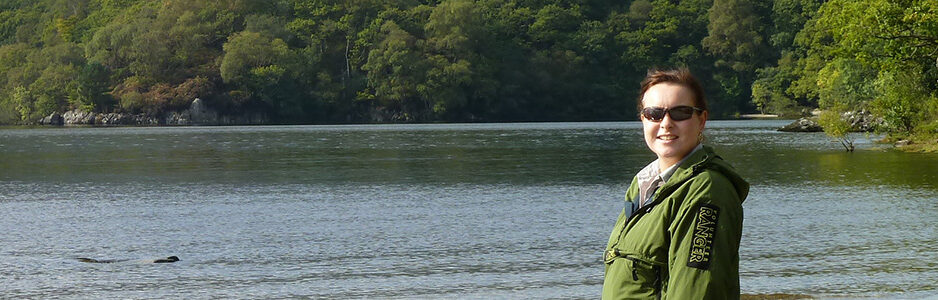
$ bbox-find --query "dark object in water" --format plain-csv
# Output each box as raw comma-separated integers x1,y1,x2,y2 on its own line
153,256,179,263
76,257,127,263
77,256,179,263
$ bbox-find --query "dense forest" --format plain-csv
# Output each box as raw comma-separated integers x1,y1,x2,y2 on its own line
0,0,935,139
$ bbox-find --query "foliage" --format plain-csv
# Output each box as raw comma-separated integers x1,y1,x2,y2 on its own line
814,58,876,110
870,67,932,134
0,0,933,141
812,0,937,143
818,108,854,152
702,0,770,73
747,0,823,115
753,0,938,149
0,0,746,124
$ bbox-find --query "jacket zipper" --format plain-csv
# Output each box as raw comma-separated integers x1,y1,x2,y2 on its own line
615,160,708,297
622,157,709,236
607,195,661,255
622,197,662,233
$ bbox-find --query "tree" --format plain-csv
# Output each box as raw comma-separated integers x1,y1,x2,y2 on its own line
818,108,855,152
815,58,876,110
361,20,427,117
751,68,799,116
809,0,938,138
10,85,33,122
702,0,770,73
702,0,773,117
421,0,486,120
220,30,300,117
768,0,823,48
68,62,113,111
871,67,932,134
749,0,824,115
10,0,935,127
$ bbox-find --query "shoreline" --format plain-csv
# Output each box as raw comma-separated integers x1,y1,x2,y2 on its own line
7,119,937,153
739,113,781,119
2,118,789,128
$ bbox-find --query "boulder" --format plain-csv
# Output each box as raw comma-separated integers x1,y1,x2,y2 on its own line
188,98,218,125
39,112,64,126
35,99,267,126
842,109,883,132
134,114,160,125
98,113,128,125
164,111,190,125
778,118,822,132
63,109,96,125
779,109,883,133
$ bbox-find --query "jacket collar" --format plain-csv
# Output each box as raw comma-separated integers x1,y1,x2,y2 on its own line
656,145,750,203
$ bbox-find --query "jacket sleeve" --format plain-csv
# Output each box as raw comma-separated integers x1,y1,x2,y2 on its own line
665,172,743,299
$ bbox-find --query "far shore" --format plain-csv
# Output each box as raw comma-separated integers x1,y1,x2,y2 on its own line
1,117,789,128
739,113,781,119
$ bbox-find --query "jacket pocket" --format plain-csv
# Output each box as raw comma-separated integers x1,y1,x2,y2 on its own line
623,255,666,299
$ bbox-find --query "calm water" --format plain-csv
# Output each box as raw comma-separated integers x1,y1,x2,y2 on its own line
1,121,937,299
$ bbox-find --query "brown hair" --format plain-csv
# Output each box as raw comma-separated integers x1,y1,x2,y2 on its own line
638,68,708,112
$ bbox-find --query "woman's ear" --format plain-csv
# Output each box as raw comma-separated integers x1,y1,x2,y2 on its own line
699,110,708,128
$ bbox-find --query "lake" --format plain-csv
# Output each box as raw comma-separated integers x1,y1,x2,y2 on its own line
2,120,937,299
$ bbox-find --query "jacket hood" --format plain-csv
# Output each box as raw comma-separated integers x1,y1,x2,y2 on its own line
671,145,749,203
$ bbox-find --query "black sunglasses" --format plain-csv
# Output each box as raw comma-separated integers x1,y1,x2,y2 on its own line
641,106,704,122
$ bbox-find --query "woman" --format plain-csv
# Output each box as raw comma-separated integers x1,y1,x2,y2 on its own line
602,68,749,299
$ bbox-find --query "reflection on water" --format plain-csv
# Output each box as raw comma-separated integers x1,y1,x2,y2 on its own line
1,121,937,298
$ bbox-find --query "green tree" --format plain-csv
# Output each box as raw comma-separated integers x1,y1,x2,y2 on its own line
767,0,822,50
422,0,486,120
361,21,428,117
751,68,799,116
68,62,113,111
818,107,854,152
9,85,33,122
702,0,770,73
749,0,823,115
702,0,773,117
220,30,300,117
807,0,938,139
871,67,932,134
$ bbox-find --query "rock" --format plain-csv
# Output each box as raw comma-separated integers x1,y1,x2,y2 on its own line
39,112,64,126
61,109,136,126
778,118,822,132
134,114,160,126
843,109,883,132
39,99,267,126
63,109,96,125
164,111,189,125
778,109,883,133
895,139,912,147
188,98,218,125
99,112,130,125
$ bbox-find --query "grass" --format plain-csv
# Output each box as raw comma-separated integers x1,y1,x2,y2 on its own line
880,132,938,152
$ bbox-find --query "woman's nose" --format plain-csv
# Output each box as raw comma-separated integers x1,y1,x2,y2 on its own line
659,113,675,128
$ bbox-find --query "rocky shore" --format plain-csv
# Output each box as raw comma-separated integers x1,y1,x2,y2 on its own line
37,98,267,126
778,109,882,133
778,118,823,132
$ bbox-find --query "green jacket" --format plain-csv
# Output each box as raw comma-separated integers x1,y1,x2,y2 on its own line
603,145,749,300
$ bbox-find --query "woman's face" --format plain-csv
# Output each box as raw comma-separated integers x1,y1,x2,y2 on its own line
640,83,708,169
